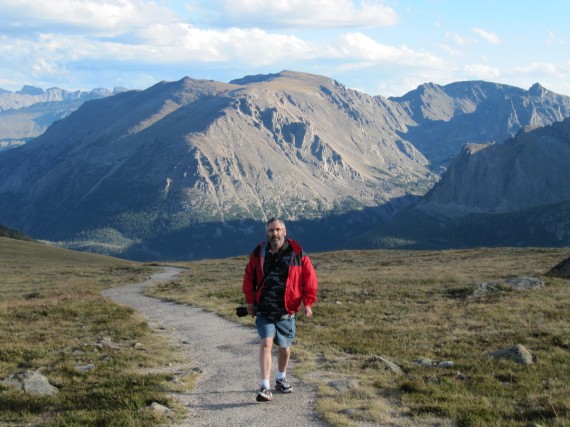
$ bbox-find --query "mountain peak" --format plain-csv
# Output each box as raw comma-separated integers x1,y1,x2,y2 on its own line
16,85,45,96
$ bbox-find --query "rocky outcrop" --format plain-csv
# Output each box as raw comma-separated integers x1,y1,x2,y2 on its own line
389,81,570,166
417,117,570,216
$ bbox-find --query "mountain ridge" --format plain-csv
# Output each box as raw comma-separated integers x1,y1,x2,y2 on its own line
1,71,569,260
0,85,124,150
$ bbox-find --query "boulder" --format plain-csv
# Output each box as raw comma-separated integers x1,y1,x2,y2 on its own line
473,277,544,296
489,344,536,365
546,256,570,278
1,370,59,395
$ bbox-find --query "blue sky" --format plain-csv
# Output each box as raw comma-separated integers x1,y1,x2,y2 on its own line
1,0,569,97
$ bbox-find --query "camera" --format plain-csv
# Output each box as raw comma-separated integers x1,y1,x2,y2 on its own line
235,306,249,317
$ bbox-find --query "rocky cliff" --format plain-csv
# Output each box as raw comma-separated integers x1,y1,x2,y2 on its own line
389,81,570,167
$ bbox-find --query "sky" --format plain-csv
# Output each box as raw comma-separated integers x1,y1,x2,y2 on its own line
1,0,569,98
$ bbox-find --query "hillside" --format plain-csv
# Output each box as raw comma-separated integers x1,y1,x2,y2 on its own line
0,224,34,241
417,117,570,216
352,118,570,249
0,71,435,260
0,85,122,150
389,81,570,167
1,71,569,260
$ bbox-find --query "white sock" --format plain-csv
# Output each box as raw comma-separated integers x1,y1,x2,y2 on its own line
277,371,286,380
260,379,270,389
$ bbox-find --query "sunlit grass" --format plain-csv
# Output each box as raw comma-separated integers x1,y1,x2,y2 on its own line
0,238,192,426
147,246,570,426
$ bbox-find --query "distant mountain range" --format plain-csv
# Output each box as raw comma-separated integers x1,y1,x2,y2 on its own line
0,71,569,260
349,117,570,250
0,85,126,150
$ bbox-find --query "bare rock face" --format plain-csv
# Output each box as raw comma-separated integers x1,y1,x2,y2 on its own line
417,118,570,217
389,81,570,167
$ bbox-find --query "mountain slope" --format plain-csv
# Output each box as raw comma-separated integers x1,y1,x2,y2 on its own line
0,86,120,150
352,117,570,249
389,81,570,166
0,71,434,260
417,117,570,215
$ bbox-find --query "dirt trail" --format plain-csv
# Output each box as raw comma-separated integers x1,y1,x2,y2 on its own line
102,267,327,427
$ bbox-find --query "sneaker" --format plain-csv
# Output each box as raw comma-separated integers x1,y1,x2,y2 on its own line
256,386,274,402
275,378,293,393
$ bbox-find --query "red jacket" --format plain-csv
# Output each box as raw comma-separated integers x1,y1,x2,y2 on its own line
242,239,318,314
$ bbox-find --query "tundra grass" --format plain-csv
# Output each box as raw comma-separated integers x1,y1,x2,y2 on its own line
147,246,570,427
0,237,192,426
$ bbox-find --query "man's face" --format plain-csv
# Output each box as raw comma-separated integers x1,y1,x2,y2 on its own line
266,221,286,250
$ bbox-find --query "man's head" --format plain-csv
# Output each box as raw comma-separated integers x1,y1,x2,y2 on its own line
266,218,286,251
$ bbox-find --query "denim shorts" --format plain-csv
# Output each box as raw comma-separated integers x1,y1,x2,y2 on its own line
255,314,296,347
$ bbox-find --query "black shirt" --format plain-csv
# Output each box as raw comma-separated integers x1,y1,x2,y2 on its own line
257,241,293,319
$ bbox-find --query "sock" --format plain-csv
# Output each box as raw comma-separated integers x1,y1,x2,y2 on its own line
277,371,286,380
260,379,270,389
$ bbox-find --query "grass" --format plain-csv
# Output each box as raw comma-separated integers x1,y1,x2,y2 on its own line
146,246,570,427
0,237,194,426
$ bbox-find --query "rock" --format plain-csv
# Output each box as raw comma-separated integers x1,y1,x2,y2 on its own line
473,277,544,296
489,344,536,365
363,355,403,374
412,358,435,367
546,256,570,278
74,364,96,373
329,378,360,392
1,370,59,395
438,361,455,368
149,402,172,415
504,277,544,290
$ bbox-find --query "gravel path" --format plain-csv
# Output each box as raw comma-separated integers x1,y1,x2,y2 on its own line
102,267,328,427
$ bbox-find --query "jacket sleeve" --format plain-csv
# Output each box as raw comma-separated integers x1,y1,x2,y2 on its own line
242,250,258,304
301,255,318,307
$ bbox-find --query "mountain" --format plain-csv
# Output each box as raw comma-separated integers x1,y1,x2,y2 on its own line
0,71,435,260
1,71,569,260
0,224,34,241
417,118,570,216
0,86,124,150
388,81,570,167
352,118,570,249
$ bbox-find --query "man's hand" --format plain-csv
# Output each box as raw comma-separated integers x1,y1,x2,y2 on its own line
247,303,255,316
304,306,313,318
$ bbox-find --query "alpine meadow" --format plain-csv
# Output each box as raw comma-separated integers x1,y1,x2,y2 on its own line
2,69,570,427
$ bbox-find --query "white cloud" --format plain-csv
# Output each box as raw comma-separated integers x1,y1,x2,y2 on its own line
445,32,477,47
207,0,398,28
471,27,500,45
546,30,565,46
329,33,445,67
463,63,502,79
0,0,178,35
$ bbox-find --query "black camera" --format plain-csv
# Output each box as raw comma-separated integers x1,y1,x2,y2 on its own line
235,306,249,317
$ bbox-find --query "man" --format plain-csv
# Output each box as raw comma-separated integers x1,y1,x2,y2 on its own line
242,218,318,402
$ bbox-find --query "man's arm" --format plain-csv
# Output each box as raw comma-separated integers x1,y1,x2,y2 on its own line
301,255,318,312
